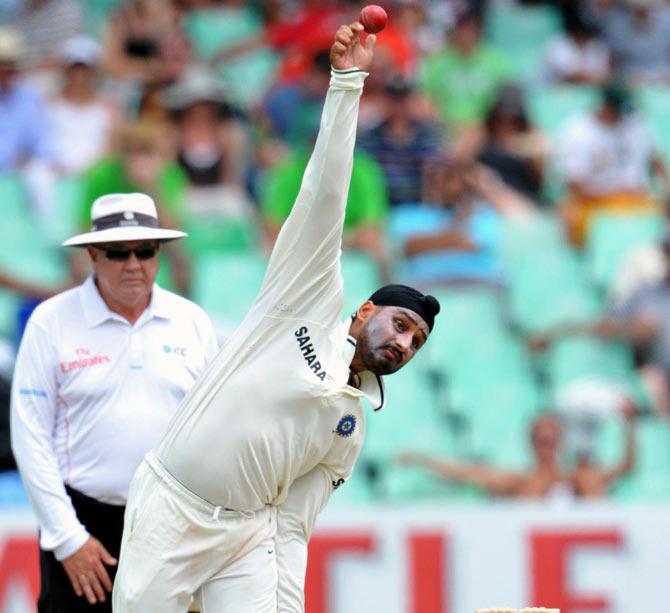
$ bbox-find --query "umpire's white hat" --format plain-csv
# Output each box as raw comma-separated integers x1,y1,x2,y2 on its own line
62,193,186,247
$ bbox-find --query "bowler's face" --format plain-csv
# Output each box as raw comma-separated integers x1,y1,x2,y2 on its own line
88,240,160,311
356,307,429,375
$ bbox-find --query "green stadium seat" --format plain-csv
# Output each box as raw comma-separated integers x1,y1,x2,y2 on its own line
78,0,123,38
184,216,259,255
191,251,267,329
365,350,469,500
636,86,670,164
527,85,599,135
340,252,382,318
585,211,664,293
485,3,562,79
184,7,278,108
598,417,670,500
0,175,68,285
50,176,86,246
0,292,20,342
501,216,602,333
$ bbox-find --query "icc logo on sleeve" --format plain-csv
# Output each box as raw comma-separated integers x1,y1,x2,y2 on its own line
335,414,357,438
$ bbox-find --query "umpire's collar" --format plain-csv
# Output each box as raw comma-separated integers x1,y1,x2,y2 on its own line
81,275,171,328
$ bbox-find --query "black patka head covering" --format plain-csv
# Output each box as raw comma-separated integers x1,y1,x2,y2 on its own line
368,284,441,332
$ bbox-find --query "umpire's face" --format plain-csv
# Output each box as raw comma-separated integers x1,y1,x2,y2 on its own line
87,240,161,313
354,304,428,375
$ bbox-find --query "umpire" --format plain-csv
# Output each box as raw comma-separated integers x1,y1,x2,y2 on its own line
10,193,217,611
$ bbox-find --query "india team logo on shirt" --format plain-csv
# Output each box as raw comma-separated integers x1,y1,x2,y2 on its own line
335,414,357,438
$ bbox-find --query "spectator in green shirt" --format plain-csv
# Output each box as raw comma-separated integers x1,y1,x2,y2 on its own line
78,120,191,295
261,148,389,270
419,9,510,130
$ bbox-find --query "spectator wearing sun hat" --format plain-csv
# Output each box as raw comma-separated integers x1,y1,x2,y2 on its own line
0,26,53,172
46,36,119,175
11,192,217,612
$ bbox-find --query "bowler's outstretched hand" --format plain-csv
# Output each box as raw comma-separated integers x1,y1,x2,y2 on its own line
330,22,375,72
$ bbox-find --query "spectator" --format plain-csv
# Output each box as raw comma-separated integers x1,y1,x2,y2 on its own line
263,50,332,148
165,64,249,190
16,0,83,72
602,0,670,86
529,227,670,418
80,121,191,295
0,27,52,173
165,64,257,249
476,86,546,201
556,82,669,246
389,162,534,289
47,37,119,175
398,409,636,499
358,77,443,207
11,192,217,611
210,0,356,85
541,9,611,85
261,147,389,266
418,8,510,130
611,240,666,307
102,0,190,86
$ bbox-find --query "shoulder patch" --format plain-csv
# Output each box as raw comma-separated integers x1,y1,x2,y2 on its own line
335,414,357,438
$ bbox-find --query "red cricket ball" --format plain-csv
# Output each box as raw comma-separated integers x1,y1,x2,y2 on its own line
359,4,388,34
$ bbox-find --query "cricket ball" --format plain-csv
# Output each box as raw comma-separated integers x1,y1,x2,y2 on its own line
359,4,388,34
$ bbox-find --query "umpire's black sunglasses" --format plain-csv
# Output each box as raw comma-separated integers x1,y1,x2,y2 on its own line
97,245,159,261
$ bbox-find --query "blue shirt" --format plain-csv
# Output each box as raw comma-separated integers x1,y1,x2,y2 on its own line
389,202,503,285
0,80,52,171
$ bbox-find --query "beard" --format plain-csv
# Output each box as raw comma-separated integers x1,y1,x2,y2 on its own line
356,327,403,376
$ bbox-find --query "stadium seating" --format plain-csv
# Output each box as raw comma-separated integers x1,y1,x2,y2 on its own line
585,211,664,294
636,86,670,164
184,5,278,108
597,416,670,500
501,216,602,333
485,3,562,80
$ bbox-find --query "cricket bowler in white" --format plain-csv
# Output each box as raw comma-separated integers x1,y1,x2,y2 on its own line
113,21,440,613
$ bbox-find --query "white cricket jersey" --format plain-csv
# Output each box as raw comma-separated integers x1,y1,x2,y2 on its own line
10,276,217,559
156,69,384,512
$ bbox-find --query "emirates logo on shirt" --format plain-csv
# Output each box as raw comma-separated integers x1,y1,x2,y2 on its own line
59,347,111,374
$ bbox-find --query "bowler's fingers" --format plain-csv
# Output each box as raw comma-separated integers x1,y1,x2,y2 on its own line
331,41,347,57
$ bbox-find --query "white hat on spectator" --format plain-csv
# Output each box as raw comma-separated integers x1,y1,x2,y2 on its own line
0,27,25,66
60,36,101,67
163,64,229,110
63,193,186,247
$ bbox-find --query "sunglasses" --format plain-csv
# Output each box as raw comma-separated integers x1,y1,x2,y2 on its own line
97,245,158,261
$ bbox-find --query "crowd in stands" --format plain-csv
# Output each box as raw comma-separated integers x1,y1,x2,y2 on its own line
3,0,670,505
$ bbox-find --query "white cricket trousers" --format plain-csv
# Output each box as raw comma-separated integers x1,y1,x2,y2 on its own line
112,452,277,612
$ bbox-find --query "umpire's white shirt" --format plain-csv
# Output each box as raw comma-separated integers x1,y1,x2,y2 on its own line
10,276,217,560
155,69,378,610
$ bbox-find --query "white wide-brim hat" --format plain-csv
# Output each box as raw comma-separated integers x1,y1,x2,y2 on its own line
62,193,186,247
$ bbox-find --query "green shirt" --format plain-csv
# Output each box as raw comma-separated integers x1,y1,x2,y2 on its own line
79,157,189,229
419,45,510,127
262,149,389,230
